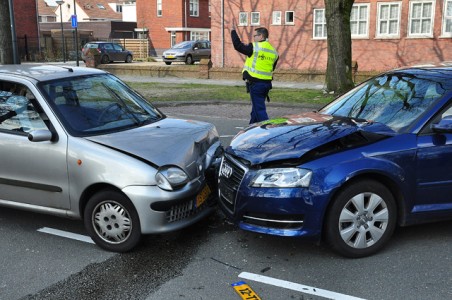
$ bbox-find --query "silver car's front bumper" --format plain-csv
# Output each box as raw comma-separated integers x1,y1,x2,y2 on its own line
122,160,219,234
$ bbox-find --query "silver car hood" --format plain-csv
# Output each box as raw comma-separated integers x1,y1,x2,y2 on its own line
85,118,219,178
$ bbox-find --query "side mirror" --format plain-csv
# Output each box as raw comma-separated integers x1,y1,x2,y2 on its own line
194,47,199,50
28,129,53,142
432,116,452,133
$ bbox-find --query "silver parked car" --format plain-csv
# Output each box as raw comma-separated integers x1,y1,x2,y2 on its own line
162,40,211,65
0,65,221,252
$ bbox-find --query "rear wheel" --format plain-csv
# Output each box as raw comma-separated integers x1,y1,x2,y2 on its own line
185,55,194,65
325,180,396,258
165,62,172,65
101,55,110,64
84,190,141,252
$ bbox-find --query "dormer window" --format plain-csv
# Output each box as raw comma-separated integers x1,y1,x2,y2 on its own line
97,4,105,9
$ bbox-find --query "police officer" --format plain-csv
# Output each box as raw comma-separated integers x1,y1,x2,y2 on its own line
231,23,279,124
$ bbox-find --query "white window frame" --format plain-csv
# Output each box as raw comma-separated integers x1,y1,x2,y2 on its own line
285,11,295,25
272,11,282,25
408,0,435,38
190,0,199,17
251,12,260,26
442,0,452,37
157,0,162,17
170,31,176,47
190,31,209,41
313,9,327,39
351,3,370,38
376,2,401,38
239,12,248,26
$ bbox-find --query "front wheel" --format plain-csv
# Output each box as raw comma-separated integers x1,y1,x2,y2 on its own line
325,180,396,258
185,55,194,65
84,190,141,252
165,62,172,65
125,55,133,63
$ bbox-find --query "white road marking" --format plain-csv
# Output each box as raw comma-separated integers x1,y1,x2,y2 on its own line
37,227,95,244
220,135,236,138
239,272,366,300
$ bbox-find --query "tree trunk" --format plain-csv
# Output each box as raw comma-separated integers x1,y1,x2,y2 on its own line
325,0,355,95
0,0,14,64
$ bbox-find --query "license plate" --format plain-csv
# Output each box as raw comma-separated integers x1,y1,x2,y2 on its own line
231,281,261,300
166,55,175,59
196,184,211,208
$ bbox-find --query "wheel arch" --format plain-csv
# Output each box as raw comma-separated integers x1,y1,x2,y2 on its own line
78,183,125,220
321,172,406,236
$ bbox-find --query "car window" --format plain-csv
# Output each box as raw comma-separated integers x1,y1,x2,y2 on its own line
172,41,192,49
321,72,452,132
103,43,114,50
39,74,164,136
0,82,47,134
113,44,124,51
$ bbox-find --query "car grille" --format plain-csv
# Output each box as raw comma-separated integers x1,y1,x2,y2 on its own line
242,213,304,230
218,155,247,213
166,198,207,223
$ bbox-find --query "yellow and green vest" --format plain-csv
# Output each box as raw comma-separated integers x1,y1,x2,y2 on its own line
242,41,278,80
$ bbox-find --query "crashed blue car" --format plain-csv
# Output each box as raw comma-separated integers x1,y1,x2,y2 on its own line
218,65,452,258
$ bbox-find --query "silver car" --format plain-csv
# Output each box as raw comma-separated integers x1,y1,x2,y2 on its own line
0,65,221,252
162,40,211,65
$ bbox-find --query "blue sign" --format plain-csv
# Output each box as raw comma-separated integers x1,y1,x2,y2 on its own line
71,15,78,28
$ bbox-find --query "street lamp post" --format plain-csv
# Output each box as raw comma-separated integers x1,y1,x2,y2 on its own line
56,0,66,62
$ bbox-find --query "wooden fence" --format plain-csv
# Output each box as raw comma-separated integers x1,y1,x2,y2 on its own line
113,39,149,60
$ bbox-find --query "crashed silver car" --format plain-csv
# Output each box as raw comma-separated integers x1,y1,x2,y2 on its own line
0,65,221,252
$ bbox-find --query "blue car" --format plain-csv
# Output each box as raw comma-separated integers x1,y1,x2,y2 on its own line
218,65,452,258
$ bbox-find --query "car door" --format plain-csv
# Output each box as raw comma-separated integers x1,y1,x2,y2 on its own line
113,43,126,62
415,101,452,212
103,43,115,61
0,80,70,209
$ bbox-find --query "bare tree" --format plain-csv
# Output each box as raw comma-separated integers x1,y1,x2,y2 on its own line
0,0,14,64
325,0,355,94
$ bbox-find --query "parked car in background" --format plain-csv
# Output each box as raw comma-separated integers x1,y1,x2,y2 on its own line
162,40,211,65
81,41,133,64
0,65,221,252
218,64,452,258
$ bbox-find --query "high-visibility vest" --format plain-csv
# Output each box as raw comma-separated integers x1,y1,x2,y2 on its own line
242,41,278,80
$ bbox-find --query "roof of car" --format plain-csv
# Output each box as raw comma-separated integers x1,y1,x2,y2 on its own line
0,64,106,82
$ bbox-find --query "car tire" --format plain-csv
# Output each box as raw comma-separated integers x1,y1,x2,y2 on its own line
165,62,172,65
101,55,110,64
325,180,396,258
84,189,142,252
185,55,194,65
125,55,133,63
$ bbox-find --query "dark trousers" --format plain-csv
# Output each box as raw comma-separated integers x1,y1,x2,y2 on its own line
249,81,271,124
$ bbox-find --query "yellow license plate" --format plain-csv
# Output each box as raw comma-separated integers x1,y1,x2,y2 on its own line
196,184,211,208
166,55,175,58
231,281,261,300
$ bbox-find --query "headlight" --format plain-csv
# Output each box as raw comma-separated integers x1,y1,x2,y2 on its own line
251,168,312,188
156,166,189,191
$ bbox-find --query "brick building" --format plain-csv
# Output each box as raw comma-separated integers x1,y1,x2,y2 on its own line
211,0,452,72
13,0,40,60
136,0,211,56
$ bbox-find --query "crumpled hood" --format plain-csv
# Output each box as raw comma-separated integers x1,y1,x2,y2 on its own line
227,112,395,166
85,118,219,177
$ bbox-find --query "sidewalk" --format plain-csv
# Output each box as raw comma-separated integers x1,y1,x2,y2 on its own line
117,74,326,90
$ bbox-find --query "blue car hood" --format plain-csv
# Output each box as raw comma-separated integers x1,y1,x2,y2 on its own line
227,112,395,166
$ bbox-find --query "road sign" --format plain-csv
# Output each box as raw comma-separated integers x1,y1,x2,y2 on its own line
71,15,78,28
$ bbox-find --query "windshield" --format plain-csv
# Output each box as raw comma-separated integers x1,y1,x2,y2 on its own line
172,41,192,49
320,71,452,132
39,74,164,136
